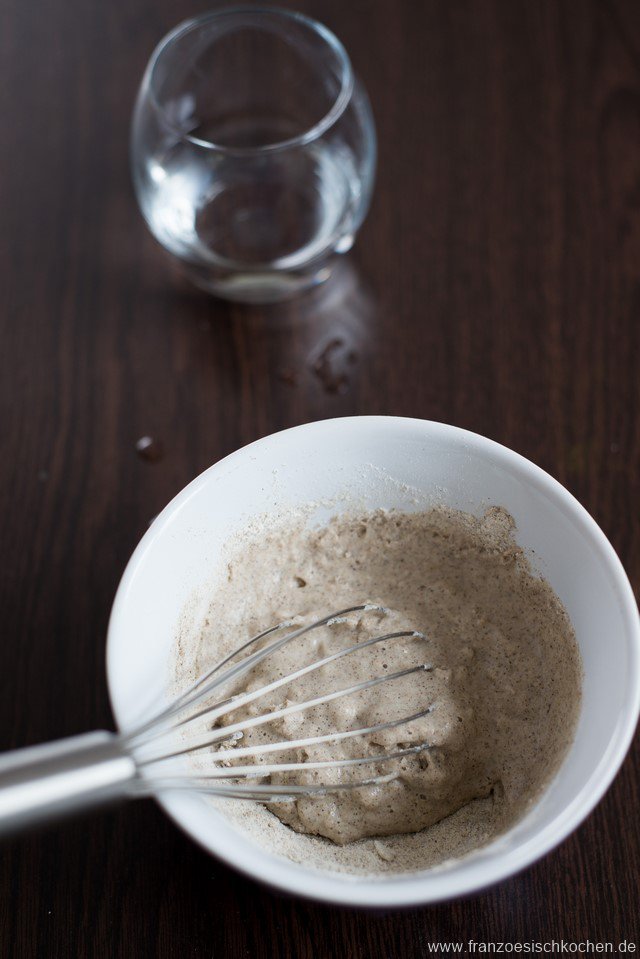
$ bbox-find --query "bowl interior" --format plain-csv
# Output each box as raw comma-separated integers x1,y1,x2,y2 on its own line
106,417,639,906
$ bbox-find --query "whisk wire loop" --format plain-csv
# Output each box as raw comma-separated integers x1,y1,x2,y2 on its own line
128,606,434,799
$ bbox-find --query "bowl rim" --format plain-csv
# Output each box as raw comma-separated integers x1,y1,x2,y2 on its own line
106,416,640,907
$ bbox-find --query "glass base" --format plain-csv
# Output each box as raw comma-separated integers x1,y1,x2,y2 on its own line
179,259,335,305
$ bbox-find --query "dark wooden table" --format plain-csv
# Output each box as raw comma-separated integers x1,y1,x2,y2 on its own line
1,0,639,955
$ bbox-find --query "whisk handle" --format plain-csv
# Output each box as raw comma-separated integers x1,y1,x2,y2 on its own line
0,731,137,837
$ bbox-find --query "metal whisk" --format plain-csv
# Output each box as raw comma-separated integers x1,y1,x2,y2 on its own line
0,605,432,836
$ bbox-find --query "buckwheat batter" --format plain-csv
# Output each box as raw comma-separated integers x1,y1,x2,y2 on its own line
184,505,582,871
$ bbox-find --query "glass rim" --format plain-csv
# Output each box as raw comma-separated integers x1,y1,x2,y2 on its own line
145,5,355,155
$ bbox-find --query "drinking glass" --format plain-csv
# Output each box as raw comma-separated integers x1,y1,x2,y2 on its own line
130,7,376,303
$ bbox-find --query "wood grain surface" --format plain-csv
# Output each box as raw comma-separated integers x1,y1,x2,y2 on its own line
1,0,639,955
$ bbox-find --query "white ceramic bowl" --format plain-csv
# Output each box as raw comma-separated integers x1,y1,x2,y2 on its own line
106,417,640,907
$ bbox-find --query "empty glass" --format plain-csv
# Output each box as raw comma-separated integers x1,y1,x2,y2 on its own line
131,7,376,303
